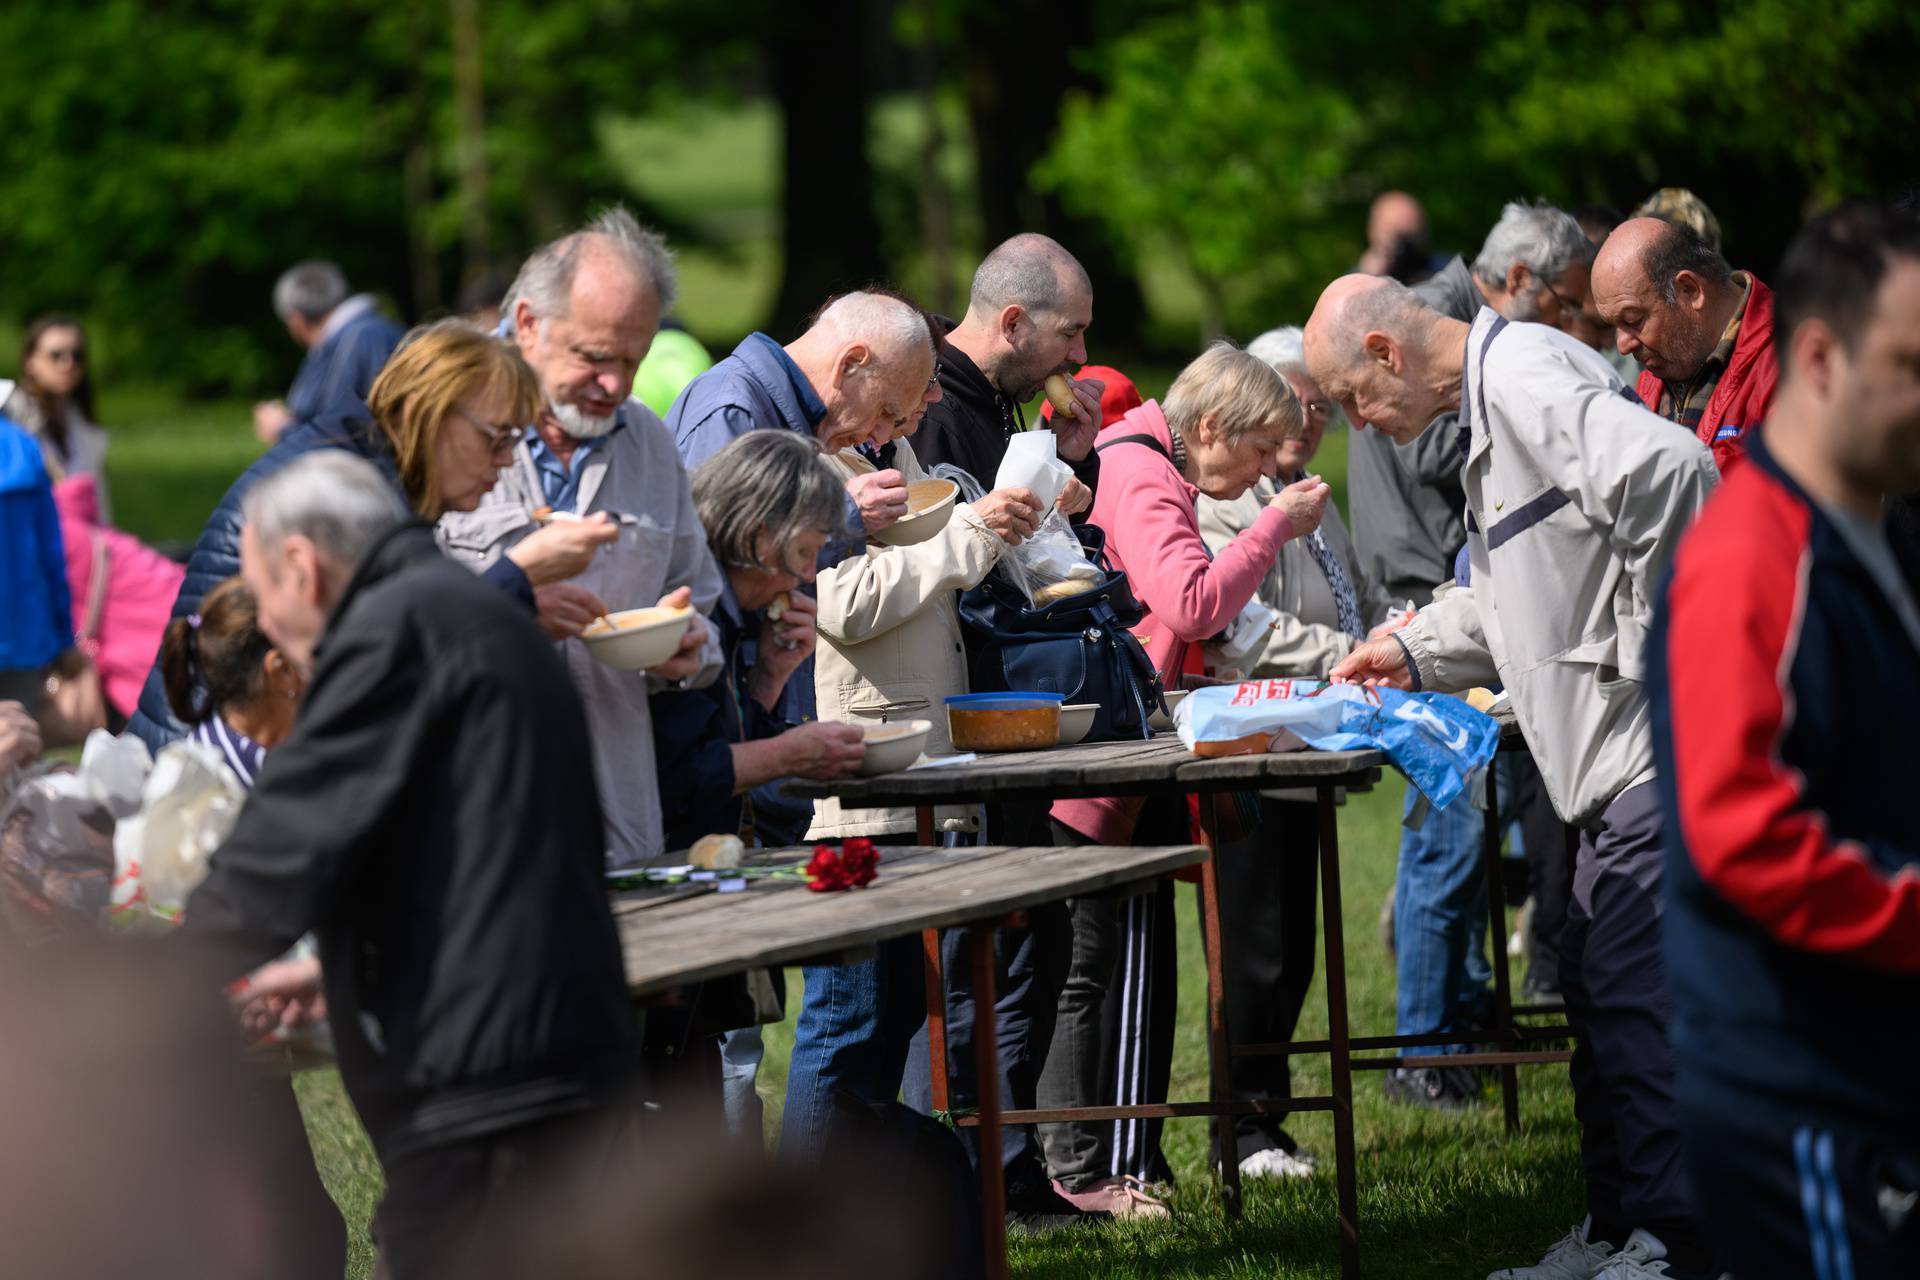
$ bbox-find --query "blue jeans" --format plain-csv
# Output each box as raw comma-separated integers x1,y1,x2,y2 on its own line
779,934,926,1160
1394,785,1492,1055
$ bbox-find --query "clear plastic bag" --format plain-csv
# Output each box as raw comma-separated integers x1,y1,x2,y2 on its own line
931,461,1101,608
109,739,247,932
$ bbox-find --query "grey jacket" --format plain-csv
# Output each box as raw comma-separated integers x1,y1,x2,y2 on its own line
436,402,724,867
1398,311,1718,826
1346,256,1486,607
1197,480,1395,677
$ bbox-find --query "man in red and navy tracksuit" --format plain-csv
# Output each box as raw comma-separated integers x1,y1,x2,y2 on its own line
1651,201,1920,1279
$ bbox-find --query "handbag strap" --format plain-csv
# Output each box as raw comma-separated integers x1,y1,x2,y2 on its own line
1095,432,1170,461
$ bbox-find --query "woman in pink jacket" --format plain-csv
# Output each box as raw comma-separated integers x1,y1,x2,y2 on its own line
1041,343,1328,1215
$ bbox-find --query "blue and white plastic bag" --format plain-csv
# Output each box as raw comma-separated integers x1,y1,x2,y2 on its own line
1173,679,1500,811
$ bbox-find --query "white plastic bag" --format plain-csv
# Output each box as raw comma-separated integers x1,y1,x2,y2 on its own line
935,459,1100,607
109,739,247,932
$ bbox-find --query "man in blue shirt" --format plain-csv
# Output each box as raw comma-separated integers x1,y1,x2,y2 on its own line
253,261,405,444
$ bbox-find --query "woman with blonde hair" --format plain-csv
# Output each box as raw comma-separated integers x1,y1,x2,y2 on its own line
1043,342,1331,1217
126,320,616,751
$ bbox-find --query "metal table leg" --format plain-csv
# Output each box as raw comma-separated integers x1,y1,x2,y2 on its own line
1318,787,1360,1279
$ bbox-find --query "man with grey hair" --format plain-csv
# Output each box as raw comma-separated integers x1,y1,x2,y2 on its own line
1591,216,1780,474
914,233,1103,505
669,288,944,548
188,451,644,1278
252,260,404,445
439,204,726,866
1311,273,1720,1280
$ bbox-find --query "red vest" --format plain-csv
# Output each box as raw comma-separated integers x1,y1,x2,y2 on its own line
1635,273,1781,477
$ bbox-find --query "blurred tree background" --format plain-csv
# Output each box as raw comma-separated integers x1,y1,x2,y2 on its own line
0,0,1913,398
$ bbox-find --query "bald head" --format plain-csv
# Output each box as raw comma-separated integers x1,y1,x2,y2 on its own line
1304,274,1462,443
1591,216,1741,382
967,234,1091,320
951,233,1094,399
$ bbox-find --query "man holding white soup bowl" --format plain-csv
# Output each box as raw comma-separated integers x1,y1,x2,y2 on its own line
437,209,723,868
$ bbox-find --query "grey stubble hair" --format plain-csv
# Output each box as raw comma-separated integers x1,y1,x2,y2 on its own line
503,205,679,323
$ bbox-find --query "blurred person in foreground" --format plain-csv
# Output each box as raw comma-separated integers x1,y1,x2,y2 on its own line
1593,217,1779,475
253,260,405,444
1044,343,1328,1217
1310,275,1719,1279
438,206,722,867
182,452,644,1280
647,431,867,1136
1194,327,1393,1173
127,320,617,750
0,940,307,1279
1651,201,1920,1280
3,314,112,519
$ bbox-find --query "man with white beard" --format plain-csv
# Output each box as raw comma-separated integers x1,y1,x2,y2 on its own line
437,206,725,867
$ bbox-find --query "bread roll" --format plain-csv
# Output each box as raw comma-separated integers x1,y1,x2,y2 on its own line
1043,374,1079,419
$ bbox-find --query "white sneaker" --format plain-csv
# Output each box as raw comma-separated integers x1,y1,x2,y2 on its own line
1591,1229,1672,1278
1238,1146,1320,1180
1486,1219,1617,1280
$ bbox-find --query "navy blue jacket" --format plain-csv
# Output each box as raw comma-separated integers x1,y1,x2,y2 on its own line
1651,428,1920,1139
125,414,535,752
286,303,405,427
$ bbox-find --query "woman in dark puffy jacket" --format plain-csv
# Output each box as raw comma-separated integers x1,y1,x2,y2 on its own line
125,320,616,749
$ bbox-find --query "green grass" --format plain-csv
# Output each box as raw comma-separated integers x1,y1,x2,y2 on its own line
291,775,1582,1280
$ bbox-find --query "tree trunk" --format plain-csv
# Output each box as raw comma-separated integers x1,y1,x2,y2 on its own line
449,0,491,280
958,0,1148,352
765,0,887,337
912,0,957,316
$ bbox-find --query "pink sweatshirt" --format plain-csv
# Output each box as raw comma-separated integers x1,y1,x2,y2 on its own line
55,475,184,718
1051,401,1292,844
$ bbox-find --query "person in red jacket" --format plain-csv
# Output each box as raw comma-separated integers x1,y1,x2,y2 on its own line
1591,216,1780,474
1651,201,1920,1280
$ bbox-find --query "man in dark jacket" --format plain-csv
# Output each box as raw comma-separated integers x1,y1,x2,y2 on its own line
253,261,405,444
184,452,643,1279
912,233,1103,502
1652,201,1920,1280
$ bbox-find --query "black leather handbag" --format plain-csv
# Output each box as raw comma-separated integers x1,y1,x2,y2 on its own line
958,523,1166,743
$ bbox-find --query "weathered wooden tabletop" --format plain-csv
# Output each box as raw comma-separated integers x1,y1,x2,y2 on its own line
612,842,1205,996
783,733,1386,809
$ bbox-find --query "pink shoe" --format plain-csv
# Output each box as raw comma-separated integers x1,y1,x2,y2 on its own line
1052,1175,1170,1219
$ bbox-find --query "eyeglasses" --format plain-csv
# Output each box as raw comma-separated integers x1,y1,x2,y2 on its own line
41,348,84,364
1538,276,1581,321
1301,399,1335,424
925,360,943,392
455,409,524,458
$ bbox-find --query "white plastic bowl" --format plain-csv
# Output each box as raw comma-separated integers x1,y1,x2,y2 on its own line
580,606,694,671
872,479,958,546
1057,703,1099,745
1147,689,1188,732
858,718,932,775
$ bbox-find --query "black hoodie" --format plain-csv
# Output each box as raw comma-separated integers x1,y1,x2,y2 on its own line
910,326,1100,502
184,523,641,1160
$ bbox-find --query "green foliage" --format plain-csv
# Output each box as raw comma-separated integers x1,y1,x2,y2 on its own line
1040,0,1920,340
0,0,718,393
